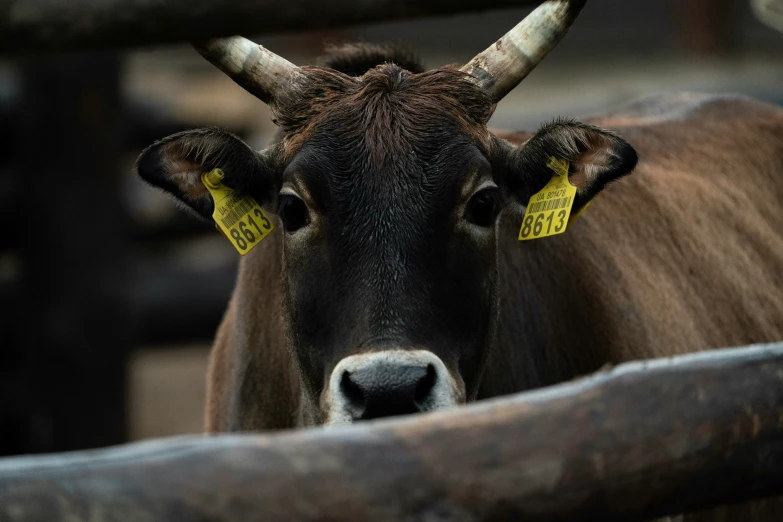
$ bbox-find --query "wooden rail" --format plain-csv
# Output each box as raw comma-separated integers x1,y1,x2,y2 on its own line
1,0,538,53
1,342,782,521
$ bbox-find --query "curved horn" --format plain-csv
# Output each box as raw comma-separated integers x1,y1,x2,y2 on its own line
461,0,587,103
193,36,302,105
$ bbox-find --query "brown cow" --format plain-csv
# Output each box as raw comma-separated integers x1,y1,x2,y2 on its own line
136,0,783,517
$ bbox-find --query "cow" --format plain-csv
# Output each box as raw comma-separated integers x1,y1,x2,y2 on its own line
136,0,783,516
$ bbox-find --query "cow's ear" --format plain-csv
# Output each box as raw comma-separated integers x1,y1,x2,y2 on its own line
501,121,638,214
135,127,278,220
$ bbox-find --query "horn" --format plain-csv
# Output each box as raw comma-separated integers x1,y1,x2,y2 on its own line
192,36,302,105
460,0,587,103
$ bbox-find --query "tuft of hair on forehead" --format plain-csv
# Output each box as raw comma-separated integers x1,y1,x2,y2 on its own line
273,64,496,162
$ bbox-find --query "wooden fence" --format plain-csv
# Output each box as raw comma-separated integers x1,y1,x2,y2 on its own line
1,343,782,521
1,0,539,52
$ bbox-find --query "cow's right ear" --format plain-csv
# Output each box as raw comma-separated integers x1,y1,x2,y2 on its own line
135,127,278,220
498,121,638,217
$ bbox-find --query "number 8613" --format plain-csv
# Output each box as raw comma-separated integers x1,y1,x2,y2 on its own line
520,210,567,239
230,209,272,250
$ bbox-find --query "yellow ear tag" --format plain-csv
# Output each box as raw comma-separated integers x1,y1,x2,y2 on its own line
518,157,577,241
201,168,274,255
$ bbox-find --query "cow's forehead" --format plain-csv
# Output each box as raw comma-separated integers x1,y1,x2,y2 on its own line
283,137,490,211
283,122,491,219
274,64,495,164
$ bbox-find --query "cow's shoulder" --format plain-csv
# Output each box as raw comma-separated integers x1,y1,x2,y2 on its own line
584,92,783,128
493,93,782,148
584,92,782,196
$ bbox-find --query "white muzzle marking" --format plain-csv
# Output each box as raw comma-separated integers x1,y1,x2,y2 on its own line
324,349,462,426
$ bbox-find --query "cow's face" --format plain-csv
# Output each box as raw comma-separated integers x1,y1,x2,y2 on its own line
136,0,635,425
273,67,498,423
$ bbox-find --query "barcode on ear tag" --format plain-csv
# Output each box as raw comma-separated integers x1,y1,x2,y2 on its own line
518,157,577,241
201,169,274,255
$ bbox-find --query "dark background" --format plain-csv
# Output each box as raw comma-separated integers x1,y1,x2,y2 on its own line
0,0,781,457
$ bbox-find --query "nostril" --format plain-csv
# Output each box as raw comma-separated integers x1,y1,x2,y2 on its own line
340,370,365,415
414,363,437,407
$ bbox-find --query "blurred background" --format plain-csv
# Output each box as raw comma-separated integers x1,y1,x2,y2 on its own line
0,0,781,457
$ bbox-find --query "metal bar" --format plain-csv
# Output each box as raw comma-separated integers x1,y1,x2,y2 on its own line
1,343,782,521
1,0,539,54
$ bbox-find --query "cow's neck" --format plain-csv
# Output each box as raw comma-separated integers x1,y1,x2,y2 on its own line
478,216,618,400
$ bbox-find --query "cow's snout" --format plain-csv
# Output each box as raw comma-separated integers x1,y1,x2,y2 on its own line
340,361,435,419
326,350,461,425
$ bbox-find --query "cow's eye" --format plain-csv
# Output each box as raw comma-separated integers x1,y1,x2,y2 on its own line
464,188,499,227
278,194,310,233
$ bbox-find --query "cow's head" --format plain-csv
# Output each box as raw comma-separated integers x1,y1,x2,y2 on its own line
136,0,637,425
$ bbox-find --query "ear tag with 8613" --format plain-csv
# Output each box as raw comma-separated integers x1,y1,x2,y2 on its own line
202,168,274,255
518,157,577,241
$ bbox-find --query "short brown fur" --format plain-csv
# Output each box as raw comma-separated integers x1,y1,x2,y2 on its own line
205,93,783,520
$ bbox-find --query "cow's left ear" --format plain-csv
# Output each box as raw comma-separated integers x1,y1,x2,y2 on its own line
501,121,638,214
135,127,279,220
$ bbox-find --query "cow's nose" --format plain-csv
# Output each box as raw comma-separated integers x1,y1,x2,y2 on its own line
326,350,460,424
339,362,436,420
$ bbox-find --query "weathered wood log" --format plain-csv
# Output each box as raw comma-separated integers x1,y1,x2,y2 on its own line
1,0,539,53
128,251,238,344
1,343,782,521
0,252,237,347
